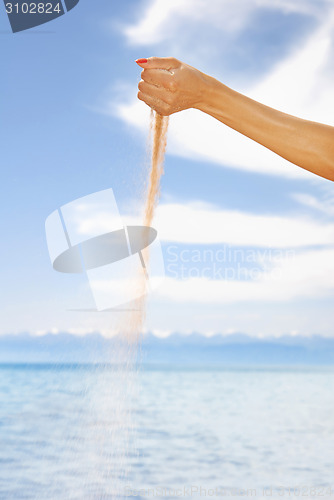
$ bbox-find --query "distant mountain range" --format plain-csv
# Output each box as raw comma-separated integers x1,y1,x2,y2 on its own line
1,332,334,366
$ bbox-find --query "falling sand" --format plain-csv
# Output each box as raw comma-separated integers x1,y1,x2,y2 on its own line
77,113,169,499
132,111,169,337
144,111,169,227
119,110,169,343
94,111,169,497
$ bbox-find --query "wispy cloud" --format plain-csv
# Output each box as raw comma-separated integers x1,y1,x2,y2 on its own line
154,202,334,246
123,0,330,48
249,13,334,124
79,201,334,248
292,192,334,217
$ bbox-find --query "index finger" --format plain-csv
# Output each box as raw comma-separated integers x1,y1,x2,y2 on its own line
136,56,180,71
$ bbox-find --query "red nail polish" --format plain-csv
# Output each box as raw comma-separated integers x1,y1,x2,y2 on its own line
136,58,148,64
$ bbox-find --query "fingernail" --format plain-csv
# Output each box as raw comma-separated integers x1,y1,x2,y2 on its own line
136,58,148,64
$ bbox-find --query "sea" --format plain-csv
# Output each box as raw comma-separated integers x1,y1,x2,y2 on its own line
0,364,333,500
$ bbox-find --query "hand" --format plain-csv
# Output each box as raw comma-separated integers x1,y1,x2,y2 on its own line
136,57,208,116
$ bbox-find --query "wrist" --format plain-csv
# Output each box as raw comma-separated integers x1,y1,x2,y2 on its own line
194,73,236,125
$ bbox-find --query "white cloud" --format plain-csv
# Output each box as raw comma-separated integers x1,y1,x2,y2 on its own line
123,0,330,47
292,192,334,217
123,0,190,46
154,202,334,246
248,14,334,124
148,328,173,338
80,201,334,248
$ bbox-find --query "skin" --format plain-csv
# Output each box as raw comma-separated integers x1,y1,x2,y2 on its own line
137,57,334,182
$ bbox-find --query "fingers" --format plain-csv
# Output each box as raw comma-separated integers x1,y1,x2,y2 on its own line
136,56,180,71
138,79,171,101
141,68,176,91
147,57,180,71
137,90,169,116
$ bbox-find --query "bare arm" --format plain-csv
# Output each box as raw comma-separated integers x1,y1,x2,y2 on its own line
136,57,334,181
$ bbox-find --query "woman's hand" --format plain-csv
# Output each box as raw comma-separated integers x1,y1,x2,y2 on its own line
136,57,209,116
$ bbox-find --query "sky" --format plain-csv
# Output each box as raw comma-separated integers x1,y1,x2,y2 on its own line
1,0,334,338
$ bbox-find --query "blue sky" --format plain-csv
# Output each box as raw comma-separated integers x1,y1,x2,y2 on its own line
1,0,334,338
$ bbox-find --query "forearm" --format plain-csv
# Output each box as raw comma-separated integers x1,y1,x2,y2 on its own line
196,75,334,181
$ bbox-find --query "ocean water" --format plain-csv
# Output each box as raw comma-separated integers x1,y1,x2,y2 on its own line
0,364,333,499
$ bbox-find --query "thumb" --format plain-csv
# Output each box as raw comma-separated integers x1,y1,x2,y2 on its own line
135,56,180,71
